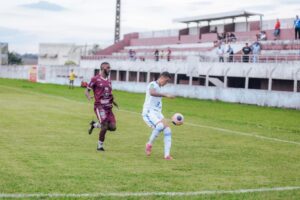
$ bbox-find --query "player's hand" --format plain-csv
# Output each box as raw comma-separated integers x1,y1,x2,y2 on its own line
113,101,119,109
87,96,94,101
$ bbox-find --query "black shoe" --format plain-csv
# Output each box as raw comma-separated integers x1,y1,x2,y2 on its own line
97,147,105,151
88,120,96,135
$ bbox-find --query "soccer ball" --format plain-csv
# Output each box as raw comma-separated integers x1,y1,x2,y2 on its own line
172,113,184,126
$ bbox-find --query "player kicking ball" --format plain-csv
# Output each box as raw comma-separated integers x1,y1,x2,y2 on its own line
142,71,175,160
85,62,118,151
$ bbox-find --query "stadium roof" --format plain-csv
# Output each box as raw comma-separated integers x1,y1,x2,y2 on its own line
173,10,263,24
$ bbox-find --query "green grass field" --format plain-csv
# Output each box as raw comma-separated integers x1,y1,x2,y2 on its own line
0,78,300,200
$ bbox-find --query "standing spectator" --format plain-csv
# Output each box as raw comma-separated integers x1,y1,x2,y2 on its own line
167,48,172,62
132,50,136,61
227,45,234,62
228,32,237,42
69,69,76,89
154,49,159,61
216,44,225,62
274,18,281,40
252,42,261,63
256,31,267,41
129,49,134,61
294,15,300,40
242,43,252,63
160,50,165,60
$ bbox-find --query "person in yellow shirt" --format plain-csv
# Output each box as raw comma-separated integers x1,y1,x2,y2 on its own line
69,69,76,89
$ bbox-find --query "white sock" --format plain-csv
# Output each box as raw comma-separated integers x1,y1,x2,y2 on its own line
148,122,164,145
94,122,101,128
163,127,172,157
98,141,103,148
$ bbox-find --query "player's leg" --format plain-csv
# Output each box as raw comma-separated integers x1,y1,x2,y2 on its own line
98,122,108,151
89,106,102,135
142,111,164,156
107,110,117,132
163,124,172,160
94,107,107,151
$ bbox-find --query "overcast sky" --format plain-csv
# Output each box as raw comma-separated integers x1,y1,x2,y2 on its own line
0,0,299,53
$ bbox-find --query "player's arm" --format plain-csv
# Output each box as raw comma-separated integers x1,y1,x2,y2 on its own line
149,88,175,98
85,88,93,101
113,101,119,109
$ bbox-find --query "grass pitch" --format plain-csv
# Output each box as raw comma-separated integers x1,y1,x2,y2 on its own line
0,78,300,200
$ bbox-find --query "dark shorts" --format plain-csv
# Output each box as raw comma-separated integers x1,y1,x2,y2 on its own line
94,105,116,125
69,80,74,84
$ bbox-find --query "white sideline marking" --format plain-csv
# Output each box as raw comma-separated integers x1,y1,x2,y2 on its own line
1,186,300,198
120,109,300,146
1,85,300,146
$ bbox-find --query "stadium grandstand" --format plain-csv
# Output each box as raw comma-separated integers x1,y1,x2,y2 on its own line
78,10,300,109
1,10,300,109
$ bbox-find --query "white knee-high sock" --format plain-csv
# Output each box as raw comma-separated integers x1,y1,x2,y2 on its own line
94,122,101,128
148,122,164,145
163,127,172,157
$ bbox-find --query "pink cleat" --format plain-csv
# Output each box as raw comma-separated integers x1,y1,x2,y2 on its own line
164,155,173,160
145,143,152,156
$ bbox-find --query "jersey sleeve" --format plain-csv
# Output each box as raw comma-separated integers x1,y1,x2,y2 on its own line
148,82,158,93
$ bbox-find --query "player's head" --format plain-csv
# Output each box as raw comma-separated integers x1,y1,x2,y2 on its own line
100,62,111,76
158,71,171,86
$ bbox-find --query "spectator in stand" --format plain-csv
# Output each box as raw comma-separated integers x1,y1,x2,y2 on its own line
129,49,136,61
228,32,237,42
294,15,300,40
274,18,281,40
227,45,234,62
211,27,218,33
242,43,252,63
216,44,225,62
256,31,267,41
160,50,165,60
251,42,261,63
154,49,159,61
167,48,172,62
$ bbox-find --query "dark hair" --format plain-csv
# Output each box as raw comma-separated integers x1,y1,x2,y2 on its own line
160,71,171,79
100,62,110,69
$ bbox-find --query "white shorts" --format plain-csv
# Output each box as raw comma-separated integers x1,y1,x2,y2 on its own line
142,110,164,129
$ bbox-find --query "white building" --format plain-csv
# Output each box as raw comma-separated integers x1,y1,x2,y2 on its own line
38,43,99,66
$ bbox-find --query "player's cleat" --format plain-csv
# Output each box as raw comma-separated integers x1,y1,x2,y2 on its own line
145,143,152,156
164,155,173,160
88,120,96,135
97,147,105,151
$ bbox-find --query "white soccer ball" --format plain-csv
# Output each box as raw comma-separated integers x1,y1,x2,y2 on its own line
172,113,184,126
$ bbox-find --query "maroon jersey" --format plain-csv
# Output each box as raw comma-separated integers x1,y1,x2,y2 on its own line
88,75,113,109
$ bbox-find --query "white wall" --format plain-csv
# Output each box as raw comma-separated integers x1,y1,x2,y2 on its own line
1,64,300,109
112,81,300,109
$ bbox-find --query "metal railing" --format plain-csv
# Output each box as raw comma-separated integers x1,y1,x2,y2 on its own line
81,54,300,63
199,54,300,63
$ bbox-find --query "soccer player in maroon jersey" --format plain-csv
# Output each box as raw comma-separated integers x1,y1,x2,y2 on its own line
85,62,118,151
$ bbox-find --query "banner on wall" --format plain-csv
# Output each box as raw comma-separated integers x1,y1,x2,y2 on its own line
29,65,37,82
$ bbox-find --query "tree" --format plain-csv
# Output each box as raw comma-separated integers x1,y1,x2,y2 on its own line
8,52,22,65
64,60,77,66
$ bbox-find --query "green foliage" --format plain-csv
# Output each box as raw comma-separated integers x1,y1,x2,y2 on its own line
64,60,77,66
8,52,22,65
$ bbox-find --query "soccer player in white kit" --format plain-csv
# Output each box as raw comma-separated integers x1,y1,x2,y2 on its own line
142,72,175,160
